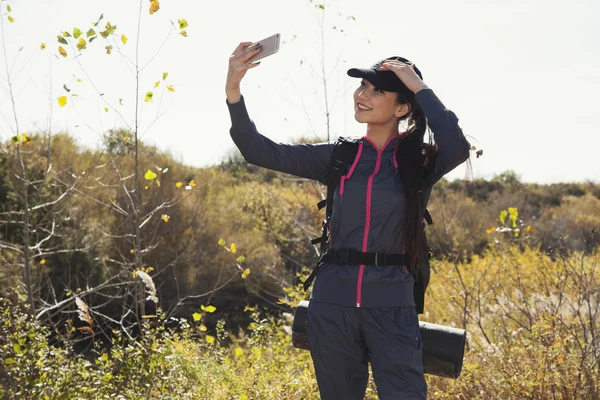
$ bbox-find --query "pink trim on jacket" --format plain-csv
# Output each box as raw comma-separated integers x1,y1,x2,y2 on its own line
339,142,364,196
355,135,397,307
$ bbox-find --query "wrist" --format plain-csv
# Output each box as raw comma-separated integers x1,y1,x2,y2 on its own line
411,83,429,94
226,88,242,104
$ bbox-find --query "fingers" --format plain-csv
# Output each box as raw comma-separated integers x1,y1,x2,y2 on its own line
232,41,253,54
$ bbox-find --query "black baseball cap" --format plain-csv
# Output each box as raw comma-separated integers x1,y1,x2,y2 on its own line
347,56,423,100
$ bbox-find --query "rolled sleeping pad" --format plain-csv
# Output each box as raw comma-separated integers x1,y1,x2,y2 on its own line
291,300,466,379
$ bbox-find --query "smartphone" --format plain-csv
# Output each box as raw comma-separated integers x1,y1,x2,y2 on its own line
245,33,280,63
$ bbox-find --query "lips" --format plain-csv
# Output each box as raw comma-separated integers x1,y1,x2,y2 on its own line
357,103,372,111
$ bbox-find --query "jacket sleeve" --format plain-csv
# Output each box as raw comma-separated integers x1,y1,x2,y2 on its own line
226,95,334,185
414,88,472,187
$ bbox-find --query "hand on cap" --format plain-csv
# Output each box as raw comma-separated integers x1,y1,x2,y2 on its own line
376,61,428,94
226,41,262,94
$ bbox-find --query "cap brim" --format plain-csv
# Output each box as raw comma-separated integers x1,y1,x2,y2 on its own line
347,68,380,84
347,68,403,92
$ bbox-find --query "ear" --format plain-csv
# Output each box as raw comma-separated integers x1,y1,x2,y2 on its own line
395,103,410,118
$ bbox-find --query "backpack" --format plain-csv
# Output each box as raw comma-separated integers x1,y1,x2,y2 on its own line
305,136,434,314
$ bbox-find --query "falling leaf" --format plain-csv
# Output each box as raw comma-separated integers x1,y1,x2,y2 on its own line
57,35,68,45
73,28,82,39
180,30,187,37
58,46,67,57
144,169,157,180
86,28,96,37
40,43,46,50
235,347,243,357
230,243,236,253
7,5,12,12
205,335,215,344
161,214,169,222
178,18,188,29
236,256,246,263
21,133,32,144
218,239,225,246
105,45,112,55
40,259,46,265
104,107,108,112
192,312,201,321
8,16,14,23
162,72,168,80
176,182,182,188
145,92,153,102
486,226,495,234
76,37,87,51
121,34,128,44
58,96,67,107
154,81,160,88
77,78,82,83
241,269,250,279
149,0,160,14
167,85,175,92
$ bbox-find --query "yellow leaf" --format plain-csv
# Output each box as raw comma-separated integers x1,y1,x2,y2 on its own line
192,312,201,321
235,347,243,357
8,16,14,23
240,394,248,400
218,239,225,246
162,72,168,80
141,315,156,319
7,5,12,12
77,78,82,83
205,335,215,344
40,43,46,50
486,226,494,234
144,169,157,180
178,18,188,29
130,249,135,254
189,180,196,188
161,214,169,223
241,268,250,279
58,46,67,57
21,133,32,144
156,179,160,187
145,92,153,102
199,324,207,332
104,107,108,112
526,225,532,233
121,34,128,44
230,243,236,253
73,28,82,39
180,30,187,37
57,96,67,107
201,305,217,313
149,0,160,14
132,270,137,278
76,37,87,51
105,45,113,55
154,81,160,88
167,85,175,92
40,259,46,265
176,182,182,188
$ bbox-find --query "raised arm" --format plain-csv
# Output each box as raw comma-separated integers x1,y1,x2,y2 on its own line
226,95,333,184
415,88,471,187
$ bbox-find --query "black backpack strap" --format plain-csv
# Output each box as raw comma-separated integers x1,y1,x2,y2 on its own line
305,137,361,291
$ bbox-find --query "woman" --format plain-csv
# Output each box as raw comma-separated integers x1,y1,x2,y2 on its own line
226,41,471,399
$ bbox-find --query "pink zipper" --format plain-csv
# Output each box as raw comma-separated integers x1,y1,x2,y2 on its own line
356,135,397,307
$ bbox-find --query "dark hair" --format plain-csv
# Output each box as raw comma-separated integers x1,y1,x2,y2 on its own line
394,92,437,276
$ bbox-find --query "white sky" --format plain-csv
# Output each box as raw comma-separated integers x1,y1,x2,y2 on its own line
1,0,599,184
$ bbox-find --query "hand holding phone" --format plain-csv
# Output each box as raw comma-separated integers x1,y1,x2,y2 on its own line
243,33,280,63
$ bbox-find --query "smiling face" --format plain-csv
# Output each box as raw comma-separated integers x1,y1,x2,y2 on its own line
353,79,410,125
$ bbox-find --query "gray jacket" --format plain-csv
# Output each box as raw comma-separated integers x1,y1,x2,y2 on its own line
227,88,471,308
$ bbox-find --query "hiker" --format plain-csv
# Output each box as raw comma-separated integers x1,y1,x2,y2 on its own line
225,41,471,400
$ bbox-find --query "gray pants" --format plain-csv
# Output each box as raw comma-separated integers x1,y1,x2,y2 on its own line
307,300,427,399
